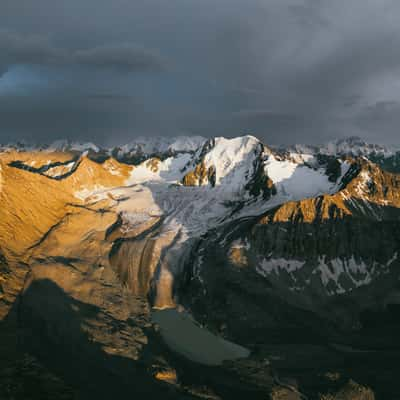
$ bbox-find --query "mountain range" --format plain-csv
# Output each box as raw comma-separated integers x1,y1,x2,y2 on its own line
1,134,399,399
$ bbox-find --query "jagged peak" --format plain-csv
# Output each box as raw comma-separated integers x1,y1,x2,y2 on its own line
284,136,399,159
343,158,400,204
47,140,100,153
182,135,262,189
118,135,206,155
258,158,400,225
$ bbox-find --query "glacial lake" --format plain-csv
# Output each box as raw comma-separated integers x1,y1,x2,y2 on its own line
152,308,250,366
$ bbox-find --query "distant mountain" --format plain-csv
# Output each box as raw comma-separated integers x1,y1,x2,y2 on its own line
117,135,206,155
281,136,398,157
278,136,400,174
2,133,398,162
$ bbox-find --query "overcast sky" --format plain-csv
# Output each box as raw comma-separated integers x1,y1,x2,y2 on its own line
1,0,400,146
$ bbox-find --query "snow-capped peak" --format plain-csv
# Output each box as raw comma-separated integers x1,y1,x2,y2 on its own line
323,136,394,157
119,135,206,155
285,136,399,159
201,135,261,187
47,140,100,153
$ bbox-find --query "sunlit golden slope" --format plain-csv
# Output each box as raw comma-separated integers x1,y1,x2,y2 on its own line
0,160,73,259
63,156,132,192
0,152,136,258
0,153,134,318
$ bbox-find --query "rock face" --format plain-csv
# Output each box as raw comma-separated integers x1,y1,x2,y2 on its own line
2,134,399,398
319,380,375,400
182,161,216,187
247,161,400,301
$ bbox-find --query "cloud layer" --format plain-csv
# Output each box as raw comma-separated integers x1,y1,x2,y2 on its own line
0,31,165,75
0,0,400,145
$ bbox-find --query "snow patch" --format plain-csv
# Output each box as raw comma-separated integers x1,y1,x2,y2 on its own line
256,254,397,296
231,238,251,251
264,155,346,202
45,161,76,178
127,154,191,184
257,258,305,276
74,185,109,201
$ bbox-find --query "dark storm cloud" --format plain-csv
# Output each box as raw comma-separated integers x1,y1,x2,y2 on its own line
0,31,64,73
232,109,302,132
74,44,165,72
1,0,400,145
0,31,165,76
288,4,329,28
0,92,149,144
354,100,400,142
86,93,136,101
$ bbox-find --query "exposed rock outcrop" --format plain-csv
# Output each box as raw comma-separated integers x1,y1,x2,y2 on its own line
182,161,216,187
319,380,375,400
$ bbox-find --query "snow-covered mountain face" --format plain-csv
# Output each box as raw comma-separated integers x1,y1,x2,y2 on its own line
69,135,354,244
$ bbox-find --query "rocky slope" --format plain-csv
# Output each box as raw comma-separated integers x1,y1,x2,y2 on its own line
1,134,399,399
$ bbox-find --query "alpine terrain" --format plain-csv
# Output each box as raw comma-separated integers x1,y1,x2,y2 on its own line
1,134,399,400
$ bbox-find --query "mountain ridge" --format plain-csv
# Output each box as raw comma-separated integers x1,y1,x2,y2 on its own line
2,134,399,157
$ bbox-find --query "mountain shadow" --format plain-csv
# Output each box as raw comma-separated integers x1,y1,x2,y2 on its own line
7,278,194,400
